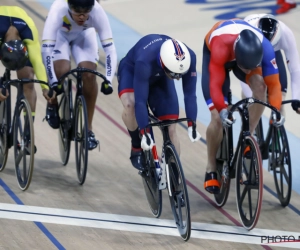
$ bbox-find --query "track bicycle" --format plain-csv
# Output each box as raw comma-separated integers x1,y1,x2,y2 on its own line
0,68,48,190
53,67,108,185
139,114,197,241
255,99,300,207
214,91,282,230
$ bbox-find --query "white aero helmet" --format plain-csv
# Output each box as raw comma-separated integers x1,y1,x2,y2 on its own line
160,39,191,78
245,14,281,46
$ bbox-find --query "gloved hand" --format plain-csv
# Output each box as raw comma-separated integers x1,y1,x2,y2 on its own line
273,115,285,127
141,133,154,151
101,80,113,95
220,108,235,128
291,100,300,114
188,126,201,142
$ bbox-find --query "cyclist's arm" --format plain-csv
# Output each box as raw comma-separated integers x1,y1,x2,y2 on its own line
133,61,151,132
41,2,63,88
279,22,300,100
182,50,197,126
209,38,230,112
261,39,282,111
93,4,117,83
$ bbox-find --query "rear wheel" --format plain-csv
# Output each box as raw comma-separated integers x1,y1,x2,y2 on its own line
141,149,162,218
58,80,72,165
270,126,292,207
214,128,230,207
13,99,34,191
166,144,191,241
74,95,89,185
236,135,263,230
0,100,8,171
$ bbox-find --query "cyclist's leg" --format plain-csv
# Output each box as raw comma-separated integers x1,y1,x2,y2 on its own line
201,42,229,193
276,50,288,117
118,59,144,170
16,64,36,120
72,29,99,150
148,76,179,153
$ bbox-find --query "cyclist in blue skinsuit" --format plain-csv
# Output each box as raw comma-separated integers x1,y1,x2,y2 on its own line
118,34,201,171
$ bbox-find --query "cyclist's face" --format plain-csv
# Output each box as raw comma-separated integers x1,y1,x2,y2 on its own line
69,9,91,25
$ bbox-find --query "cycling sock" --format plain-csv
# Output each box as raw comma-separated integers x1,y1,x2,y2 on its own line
128,127,141,149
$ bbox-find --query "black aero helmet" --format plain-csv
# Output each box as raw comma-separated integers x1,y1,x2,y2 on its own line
0,40,29,71
258,14,281,46
234,29,263,70
68,0,95,13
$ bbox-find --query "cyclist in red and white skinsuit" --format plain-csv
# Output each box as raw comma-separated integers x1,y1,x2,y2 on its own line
241,14,300,115
42,0,117,150
201,19,284,194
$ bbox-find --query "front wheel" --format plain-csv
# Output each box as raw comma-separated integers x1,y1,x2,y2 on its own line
141,150,162,218
165,144,191,241
74,95,89,185
214,128,231,207
0,100,8,171
58,80,72,165
13,99,34,191
270,125,292,207
235,135,263,230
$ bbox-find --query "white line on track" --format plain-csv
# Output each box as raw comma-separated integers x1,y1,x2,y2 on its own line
0,203,299,248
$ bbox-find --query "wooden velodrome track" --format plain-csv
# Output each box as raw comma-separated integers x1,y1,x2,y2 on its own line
1,0,300,249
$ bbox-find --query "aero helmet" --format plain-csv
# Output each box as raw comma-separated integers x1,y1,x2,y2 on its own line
258,14,281,46
0,40,29,71
68,0,95,13
234,29,263,70
160,39,191,78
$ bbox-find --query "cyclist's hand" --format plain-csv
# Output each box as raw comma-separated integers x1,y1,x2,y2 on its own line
220,108,235,128
42,89,56,102
291,100,300,114
0,88,8,101
273,115,285,127
188,126,201,142
101,80,113,95
141,133,154,151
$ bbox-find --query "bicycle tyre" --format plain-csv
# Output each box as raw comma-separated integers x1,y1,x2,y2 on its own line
0,100,8,171
13,99,34,191
235,135,263,230
74,95,89,185
271,125,292,207
165,144,191,241
141,150,162,218
58,80,72,165
214,128,231,207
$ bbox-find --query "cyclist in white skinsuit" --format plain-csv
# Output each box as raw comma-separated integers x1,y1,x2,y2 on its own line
241,14,300,115
42,0,117,150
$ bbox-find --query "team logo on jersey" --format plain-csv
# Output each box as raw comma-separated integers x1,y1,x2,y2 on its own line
62,16,71,31
171,39,185,61
191,72,197,77
270,58,278,69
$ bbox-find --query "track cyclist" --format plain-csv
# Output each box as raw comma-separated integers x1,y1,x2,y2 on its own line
41,0,117,150
0,6,48,153
117,34,201,171
201,19,284,194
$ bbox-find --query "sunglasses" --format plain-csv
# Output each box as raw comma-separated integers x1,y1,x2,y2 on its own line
69,8,92,17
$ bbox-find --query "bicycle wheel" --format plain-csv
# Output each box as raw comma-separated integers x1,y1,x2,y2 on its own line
13,99,34,191
74,95,88,185
214,128,231,207
235,135,263,230
270,126,292,207
141,150,162,218
58,80,72,165
0,100,8,171
166,144,191,241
